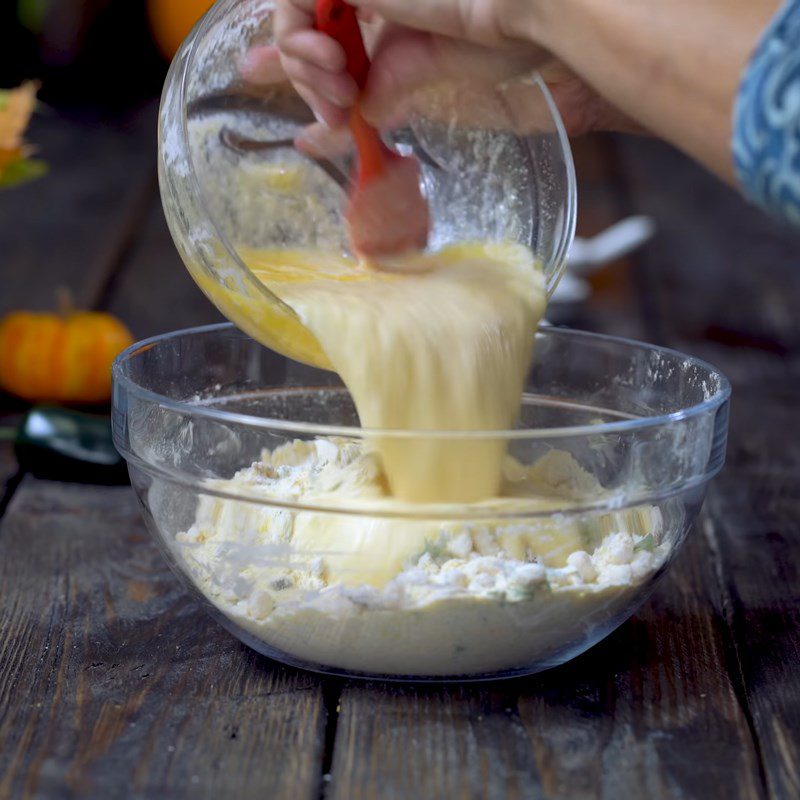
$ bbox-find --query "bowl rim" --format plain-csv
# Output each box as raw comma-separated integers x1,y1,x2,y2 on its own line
113,322,732,441
175,0,577,300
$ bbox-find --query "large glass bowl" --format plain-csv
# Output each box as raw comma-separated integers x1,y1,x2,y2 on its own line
112,324,730,681
158,0,576,367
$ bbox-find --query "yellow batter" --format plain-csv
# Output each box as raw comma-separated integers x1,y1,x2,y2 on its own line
242,242,546,504
199,242,542,589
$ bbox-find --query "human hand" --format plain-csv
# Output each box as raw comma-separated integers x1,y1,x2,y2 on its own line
257,0,542,125
242,0,638,147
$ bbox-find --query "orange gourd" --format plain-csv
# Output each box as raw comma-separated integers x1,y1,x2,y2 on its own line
147,0,215,59
0,309,134,403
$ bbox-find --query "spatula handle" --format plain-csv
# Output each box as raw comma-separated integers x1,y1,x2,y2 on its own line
314,0,370,89
314,0,394,180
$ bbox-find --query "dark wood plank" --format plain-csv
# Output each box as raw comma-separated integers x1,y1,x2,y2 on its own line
0,479,327,799
617,135,800,800
518,527,764,800
702,369,800,800
615,136,800,353
327,135,765,800
0,442,18,498
328,683,541,800
103,195,222,340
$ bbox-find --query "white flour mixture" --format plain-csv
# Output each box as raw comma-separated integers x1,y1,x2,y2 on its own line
175,439,668,676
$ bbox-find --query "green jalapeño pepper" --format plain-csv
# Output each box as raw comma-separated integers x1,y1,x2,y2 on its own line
2,406,129,485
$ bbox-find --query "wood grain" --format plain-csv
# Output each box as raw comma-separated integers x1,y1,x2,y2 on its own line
329,682,541,800
703,383,800,800
518,529,764,800
2,123,800,800
0,480,327,799
618,135,800,800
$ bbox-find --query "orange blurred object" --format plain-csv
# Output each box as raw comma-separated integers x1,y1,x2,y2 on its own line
147,0,215,59
0,310,134,403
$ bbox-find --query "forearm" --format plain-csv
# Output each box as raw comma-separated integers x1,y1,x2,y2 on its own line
529,0,781,182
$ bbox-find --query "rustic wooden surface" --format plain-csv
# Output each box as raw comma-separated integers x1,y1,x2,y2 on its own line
0,482,326,800
1,107,799,800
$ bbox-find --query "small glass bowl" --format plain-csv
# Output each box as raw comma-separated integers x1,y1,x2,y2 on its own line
112,324,730,681
158,0,577,366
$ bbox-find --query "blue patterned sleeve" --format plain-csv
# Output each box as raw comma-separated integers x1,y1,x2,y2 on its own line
733,0,800,226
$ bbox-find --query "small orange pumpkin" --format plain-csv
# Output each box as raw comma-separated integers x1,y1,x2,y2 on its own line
147,0,215,59
0,308,134,403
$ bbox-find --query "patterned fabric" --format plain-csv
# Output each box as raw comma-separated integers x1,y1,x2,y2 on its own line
733,0,800,225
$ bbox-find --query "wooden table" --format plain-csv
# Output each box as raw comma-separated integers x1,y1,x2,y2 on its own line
1,105,799,800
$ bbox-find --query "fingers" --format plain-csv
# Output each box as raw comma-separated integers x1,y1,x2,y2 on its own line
283,59,355,126
537,62,642,136
296,87,352,128
295,122,354,158
240,45,286,85
239,43,351,127
281,55,359,107
359,29,437,125
274,0,315,45
258,1,547,134
280,29,348,72
273,0,361,127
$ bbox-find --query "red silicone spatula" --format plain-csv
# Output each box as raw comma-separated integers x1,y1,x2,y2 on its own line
315,0,430,258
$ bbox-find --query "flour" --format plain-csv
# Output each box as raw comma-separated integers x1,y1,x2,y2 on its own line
175,439,668,676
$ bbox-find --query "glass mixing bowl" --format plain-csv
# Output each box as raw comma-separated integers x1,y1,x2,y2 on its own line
112,325,730,681
158,0,576,367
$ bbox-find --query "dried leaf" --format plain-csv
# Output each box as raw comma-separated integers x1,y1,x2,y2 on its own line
0,81,39,152
0,82,45,189
0,158,48,189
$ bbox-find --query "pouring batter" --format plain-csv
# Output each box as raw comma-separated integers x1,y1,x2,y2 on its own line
244,242,544,503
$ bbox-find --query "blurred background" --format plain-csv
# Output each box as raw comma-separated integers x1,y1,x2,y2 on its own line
0,0,202,108
0,1,218,481
1,0,799,487
0,0,220,365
